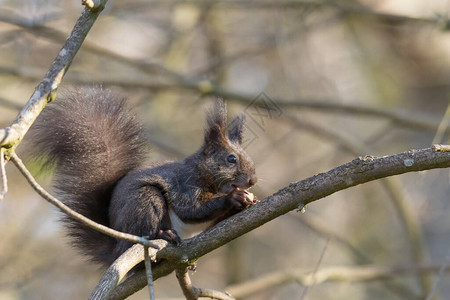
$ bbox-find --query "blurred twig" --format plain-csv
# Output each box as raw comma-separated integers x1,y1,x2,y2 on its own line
0,8,181,81
0,96,23,111
1,64,446,135
426,256,450,300
300,238,330,299
98,0,450,30
432,104,450,145
225,263,449,299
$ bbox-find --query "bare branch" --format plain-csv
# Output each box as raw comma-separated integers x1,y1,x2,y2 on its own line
0,2,108,153
176,268,235,300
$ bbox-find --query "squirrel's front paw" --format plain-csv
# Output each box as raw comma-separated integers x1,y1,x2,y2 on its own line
231,189,258,209
157,229,182,245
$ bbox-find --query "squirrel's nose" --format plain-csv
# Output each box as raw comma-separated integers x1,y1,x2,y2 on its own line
248,175,257,186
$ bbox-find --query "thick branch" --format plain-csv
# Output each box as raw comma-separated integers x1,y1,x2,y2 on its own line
110,147,450,299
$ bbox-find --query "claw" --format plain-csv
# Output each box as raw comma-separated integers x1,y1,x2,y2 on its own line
157,229,182,245
230,188,257,208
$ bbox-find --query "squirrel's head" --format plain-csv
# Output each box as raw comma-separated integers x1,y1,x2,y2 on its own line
198,98,257,195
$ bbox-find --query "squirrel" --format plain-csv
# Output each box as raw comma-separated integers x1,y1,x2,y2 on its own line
28,86,258,266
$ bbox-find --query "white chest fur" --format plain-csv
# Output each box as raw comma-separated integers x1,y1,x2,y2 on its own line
169,209,215,240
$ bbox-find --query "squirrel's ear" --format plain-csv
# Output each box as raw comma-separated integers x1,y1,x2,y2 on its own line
227,114,245,144
203,98,227,153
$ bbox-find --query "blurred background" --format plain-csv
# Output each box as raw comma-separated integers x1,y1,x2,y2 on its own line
0,0,450,299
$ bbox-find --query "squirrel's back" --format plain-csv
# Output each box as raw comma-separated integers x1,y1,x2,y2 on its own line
29,87,148,264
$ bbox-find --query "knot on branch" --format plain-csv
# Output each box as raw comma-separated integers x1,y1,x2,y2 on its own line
82,0,106,12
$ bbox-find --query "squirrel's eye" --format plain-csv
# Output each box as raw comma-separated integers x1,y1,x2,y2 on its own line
227,154,237,164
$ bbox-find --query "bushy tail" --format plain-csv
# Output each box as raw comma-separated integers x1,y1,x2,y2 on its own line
28,86,148,265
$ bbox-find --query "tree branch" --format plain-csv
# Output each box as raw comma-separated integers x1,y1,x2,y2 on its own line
0,0,108,154
110,147,450,299
176,268,235,300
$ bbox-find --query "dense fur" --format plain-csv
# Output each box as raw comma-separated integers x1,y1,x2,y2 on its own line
29,87,257,266
29,87,148,264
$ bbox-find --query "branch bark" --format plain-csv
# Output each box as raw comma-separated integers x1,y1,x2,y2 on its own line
109,147,450,299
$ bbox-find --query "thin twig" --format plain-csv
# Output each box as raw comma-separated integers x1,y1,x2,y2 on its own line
290,213,418,298
9,152,159,249
144,245,155,300
300,238,330,299
226,263,449,299
425,256,450,300
432,104,450,144
176,268,235,300
176,268,197,300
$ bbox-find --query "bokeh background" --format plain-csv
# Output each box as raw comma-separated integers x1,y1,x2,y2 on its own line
0,0,449,299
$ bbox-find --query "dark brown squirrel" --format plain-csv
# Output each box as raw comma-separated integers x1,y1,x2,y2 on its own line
28,86,257,266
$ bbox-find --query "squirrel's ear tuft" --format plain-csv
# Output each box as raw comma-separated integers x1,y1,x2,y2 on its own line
227,114,245,144
203,98,228,153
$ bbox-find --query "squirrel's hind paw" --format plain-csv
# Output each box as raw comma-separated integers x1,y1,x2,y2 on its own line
157,229,182,245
